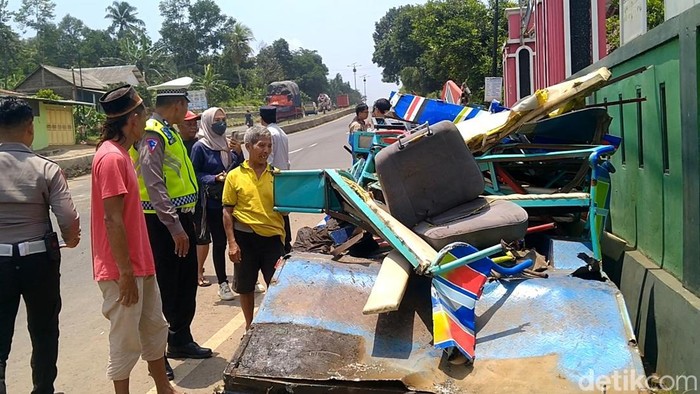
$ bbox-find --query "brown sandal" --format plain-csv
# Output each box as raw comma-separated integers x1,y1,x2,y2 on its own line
198,277,211,287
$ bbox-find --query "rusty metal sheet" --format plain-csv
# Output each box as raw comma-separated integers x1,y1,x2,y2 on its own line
224,253,646,393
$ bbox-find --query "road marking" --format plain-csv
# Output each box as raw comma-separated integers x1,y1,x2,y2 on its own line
308,143,318,148
147,311,248,394
289,148,304,154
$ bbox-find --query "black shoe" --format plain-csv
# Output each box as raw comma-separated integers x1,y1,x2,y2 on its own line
166,342,213,359
164,358,175,381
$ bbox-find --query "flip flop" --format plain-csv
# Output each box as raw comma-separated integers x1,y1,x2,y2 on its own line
198,277,211,287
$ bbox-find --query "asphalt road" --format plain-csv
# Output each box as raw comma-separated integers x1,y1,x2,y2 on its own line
5,114,354,393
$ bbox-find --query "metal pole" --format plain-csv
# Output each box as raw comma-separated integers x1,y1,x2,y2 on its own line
363,76,367,98
492,0,499,77
353,65,357,91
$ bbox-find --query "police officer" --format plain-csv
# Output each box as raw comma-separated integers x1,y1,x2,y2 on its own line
130,77,212,378
0,98,81,394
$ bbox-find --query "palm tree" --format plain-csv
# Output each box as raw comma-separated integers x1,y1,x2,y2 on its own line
226,22,254,86
105,1,145,39
194,64,226,104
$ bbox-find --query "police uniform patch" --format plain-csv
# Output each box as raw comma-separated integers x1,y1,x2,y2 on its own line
161,125,177,145
146,138,158,153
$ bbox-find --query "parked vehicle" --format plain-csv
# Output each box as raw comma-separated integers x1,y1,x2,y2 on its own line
303,101,318,115
336,93,350,108
266,80,303,121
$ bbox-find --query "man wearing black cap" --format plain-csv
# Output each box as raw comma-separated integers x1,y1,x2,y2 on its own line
130,77,212,372
259,106,292,254
92,85,180,393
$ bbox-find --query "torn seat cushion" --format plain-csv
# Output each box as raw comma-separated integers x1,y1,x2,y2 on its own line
413,198,529,250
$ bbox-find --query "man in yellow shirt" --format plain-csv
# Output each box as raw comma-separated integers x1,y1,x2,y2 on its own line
222,125,285,330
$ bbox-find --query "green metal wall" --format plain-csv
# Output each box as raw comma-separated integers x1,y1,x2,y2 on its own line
595,40,683,278
579,6,700,295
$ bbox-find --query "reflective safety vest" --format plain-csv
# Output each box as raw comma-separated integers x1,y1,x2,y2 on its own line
130,118,199,213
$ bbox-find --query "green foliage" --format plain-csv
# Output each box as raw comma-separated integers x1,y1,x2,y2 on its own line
34,88,62,100
0,0,359,121
14,0,54,32
194,63,227,105
372,0,513,99
105,1,145,39
158,0,235,75
74,107,106,140
224,21,254,86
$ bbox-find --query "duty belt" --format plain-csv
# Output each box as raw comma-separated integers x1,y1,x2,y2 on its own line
0,240,47,257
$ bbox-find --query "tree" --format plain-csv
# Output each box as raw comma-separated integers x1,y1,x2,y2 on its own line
54,15,85,67
291,48,329,99
158,0,235,75
225,21,254,86
254,43,285,85
194,63,227,105
372,0,512,98
0,0,13,27
372,5,421,84
270,39,294,78
105,1,145,39
14,0,54,33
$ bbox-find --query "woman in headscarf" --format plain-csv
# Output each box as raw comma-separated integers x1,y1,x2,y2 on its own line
190,107,244,301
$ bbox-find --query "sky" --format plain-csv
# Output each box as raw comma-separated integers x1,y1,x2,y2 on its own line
6,0,429,103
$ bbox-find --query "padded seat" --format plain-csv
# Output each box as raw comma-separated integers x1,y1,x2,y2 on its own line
375,120,528,251
413,198,528,249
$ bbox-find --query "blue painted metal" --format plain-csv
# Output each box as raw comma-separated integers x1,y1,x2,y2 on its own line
273,170,326,213
476,271,645,385
227,255,646,392
549,238,594,271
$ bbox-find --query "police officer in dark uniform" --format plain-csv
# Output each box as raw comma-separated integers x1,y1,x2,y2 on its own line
0,98,81,394
130,77,212,379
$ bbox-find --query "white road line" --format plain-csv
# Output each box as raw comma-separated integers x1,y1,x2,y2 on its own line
147,311,248,394
308,143,318,148
289,148,304,154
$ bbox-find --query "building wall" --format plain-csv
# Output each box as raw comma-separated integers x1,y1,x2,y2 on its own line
16,69,74,99
32,102,49,151
504,0,608,106
578,4,700,379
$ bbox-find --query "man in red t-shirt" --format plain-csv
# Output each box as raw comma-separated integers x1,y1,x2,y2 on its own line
91,85,180,394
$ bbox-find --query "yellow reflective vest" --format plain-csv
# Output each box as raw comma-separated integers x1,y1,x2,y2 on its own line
130,118,198,213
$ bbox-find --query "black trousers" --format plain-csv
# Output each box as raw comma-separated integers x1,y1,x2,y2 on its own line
0,252,61,394
206,207,228,285
284,215,292,254
145,213,198,347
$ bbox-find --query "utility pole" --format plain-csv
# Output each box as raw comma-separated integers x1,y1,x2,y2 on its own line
492,0,499,77
347,62,361,91
360,74,368,100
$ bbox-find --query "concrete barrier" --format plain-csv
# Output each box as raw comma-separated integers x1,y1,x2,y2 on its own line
282,107,354,134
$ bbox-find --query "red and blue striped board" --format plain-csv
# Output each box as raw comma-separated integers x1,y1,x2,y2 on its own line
432,243,492,361
442,80,462,104
389,92,487,126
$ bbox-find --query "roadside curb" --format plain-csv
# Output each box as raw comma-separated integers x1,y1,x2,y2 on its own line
58,108,354,178
57,154,94,179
